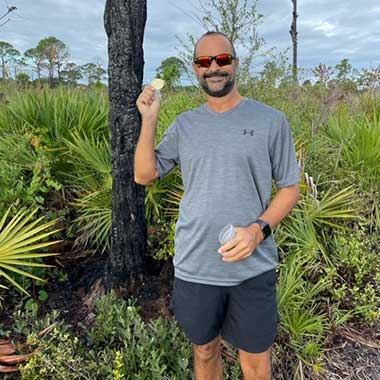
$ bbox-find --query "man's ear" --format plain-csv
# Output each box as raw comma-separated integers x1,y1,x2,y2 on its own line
235,57,240,70
192,62,197,74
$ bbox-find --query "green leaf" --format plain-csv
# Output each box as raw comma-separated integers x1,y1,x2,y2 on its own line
38,289,49,302
0,205,61,294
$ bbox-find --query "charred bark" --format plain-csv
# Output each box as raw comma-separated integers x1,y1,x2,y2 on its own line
290,0,298,83
104,0,147,288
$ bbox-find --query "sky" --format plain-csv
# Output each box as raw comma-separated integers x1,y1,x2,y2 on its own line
1,0,380,83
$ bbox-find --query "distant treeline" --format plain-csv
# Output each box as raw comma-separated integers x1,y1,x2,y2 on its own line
0,36,106,88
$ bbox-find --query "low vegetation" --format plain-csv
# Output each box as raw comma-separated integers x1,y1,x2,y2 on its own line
0,75,379,379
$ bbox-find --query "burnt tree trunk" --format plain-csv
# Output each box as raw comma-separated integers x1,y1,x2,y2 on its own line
104,0,147,288
290,0,298,83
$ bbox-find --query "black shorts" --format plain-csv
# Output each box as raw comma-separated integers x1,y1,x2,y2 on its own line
169,269,279,353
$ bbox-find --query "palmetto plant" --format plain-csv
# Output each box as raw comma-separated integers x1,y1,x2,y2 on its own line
68,188,112,254
60,130,112,254
298,185,358,228
0,88,111,254
0,88,109,143
60,130,111,190
277,249,330,373
274,179,358,374
144,176,172,223
279,184,358,259
322,111,380,186
0,205,62,295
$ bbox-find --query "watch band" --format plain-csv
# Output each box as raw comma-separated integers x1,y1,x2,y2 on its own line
253,219,271,240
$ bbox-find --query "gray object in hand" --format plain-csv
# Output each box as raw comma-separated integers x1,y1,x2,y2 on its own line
218,224,236,245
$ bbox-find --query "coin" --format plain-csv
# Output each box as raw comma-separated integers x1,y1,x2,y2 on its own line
151,78,165,90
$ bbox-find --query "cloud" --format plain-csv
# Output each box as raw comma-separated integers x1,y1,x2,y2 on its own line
0,0,378,83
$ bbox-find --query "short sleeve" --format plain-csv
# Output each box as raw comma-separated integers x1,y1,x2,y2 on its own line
269,114,300,188
154,119,180,180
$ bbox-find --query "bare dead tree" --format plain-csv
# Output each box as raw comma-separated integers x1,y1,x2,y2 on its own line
104,0,147,289
312,63,334,87
0,6,17,28
289,0,298,83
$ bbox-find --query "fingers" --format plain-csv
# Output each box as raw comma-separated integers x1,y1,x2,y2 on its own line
220,243,253,262
221,248,252,262
142,84,156,97
219,241,252,261
220,241,247,258
218,236,238,253
136,85,157,107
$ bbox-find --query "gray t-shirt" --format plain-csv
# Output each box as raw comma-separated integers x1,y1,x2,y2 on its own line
154,97,300,286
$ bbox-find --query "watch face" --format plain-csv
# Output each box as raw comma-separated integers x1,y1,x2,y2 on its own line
254,219,271,239
263,224,271,238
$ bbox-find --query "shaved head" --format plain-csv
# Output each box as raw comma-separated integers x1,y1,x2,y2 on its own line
193,31,237,61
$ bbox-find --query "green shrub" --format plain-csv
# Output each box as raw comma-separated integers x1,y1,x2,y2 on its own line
18,291,193,380
151,218,176,260
329,225,380,323
21,325,91,380
88,291,193,379
0,88,110,254
0,127,62,211
16,291,255,379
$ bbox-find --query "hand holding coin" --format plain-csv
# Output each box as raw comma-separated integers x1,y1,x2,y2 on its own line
136,78,165,122
151,78,165,100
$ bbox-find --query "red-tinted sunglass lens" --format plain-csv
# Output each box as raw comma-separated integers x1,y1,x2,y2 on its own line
196,57,212,68
215,54,232,66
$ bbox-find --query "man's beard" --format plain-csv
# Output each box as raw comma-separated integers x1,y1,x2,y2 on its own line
199,70,235,97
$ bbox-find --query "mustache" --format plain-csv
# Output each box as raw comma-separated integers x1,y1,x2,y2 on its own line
203,71,229,79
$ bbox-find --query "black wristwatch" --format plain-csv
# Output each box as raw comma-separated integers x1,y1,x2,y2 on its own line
252,219,272,240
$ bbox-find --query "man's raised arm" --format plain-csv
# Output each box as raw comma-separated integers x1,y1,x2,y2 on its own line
134,85,160,185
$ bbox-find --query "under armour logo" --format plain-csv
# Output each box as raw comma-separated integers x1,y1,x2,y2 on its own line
243,129,255,136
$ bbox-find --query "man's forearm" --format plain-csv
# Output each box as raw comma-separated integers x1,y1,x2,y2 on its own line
248,184,300,233
134,118,157,182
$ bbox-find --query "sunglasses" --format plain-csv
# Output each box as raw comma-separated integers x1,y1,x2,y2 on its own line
194,53,235,68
